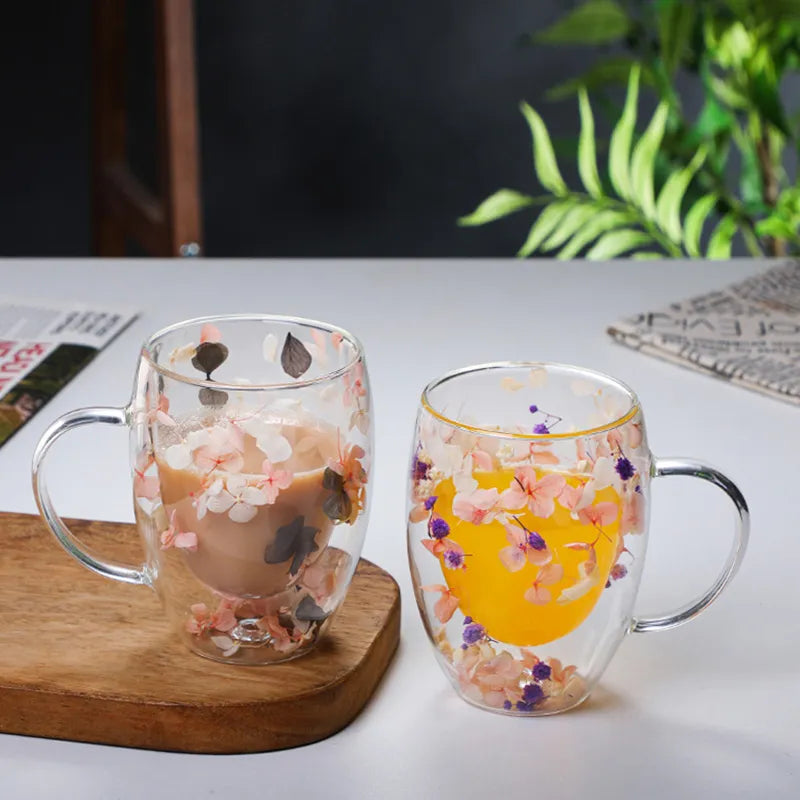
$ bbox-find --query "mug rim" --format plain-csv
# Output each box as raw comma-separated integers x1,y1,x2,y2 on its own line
420,361,641,441
142,313,364,391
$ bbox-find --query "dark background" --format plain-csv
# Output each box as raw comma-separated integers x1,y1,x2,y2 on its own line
3,1,620,257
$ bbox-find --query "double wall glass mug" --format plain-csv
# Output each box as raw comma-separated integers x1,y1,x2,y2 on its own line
33,315,372,665
407,363,748,714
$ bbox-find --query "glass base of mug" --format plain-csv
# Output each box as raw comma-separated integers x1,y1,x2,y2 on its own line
435,650,591,716
231,618,272,645
182,620,330,666
457,683,591,717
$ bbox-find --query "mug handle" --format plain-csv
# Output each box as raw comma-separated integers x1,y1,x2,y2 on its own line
31,406,149,586
632,457,749,633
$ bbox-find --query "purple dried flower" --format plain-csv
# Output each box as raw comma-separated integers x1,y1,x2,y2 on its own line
412,455,430,482
533,423,550,435
503,700,512,710
463,616,473,625
527,530,547,551
516,700,535,712
430,517,450,539
522,683,544,704
615,456,635,481
443,549,465,570
424,495,438,511
611,563,628,581
462,622,485,645
532,662,552,682
529,404,538,414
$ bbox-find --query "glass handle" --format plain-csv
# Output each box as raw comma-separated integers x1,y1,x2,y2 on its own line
31,406,149,586
632,457,749,634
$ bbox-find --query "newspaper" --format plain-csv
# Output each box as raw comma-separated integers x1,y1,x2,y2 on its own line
0,299,138,446
607,262,800,405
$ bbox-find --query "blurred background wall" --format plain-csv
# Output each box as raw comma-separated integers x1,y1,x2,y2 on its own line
1,1,608,258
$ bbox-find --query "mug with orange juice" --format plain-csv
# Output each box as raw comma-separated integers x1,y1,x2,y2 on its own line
408,363,748,714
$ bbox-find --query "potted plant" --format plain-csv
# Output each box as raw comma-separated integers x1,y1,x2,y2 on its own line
460,0,800,259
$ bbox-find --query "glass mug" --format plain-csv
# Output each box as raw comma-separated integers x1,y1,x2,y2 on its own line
33,315,372,665
407,363,749,714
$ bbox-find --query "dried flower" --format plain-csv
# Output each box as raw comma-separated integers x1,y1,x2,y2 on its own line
462,622,485,645
532,662,552,682
615,456,635,481
443,549,465,570
430,517,450,539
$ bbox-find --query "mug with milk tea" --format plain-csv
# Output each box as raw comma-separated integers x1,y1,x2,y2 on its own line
33,315,372,664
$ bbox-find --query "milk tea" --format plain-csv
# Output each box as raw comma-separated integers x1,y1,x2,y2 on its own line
155,416,340,599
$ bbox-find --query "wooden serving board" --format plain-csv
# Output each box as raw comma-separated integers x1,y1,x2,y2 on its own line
0,513,400,753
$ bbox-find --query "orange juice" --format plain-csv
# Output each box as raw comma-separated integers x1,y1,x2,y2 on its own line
431,469,622,646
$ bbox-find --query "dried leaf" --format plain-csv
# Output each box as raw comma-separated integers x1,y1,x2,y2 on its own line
192,341,229,377
323,490,353,523
281,333,312,379
198,387,228,407
295,595,329,622
264,516,320,575
322,467,345,492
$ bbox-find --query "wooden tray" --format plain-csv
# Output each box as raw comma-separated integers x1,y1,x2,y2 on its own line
0,513,400,753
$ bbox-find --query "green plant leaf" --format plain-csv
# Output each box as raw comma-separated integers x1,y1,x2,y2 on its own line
458,189,536,227
517,201,574,257
750,70,792,138
684,193,719,257
655,146,707,243
739,141,766,215
755,215,798,239
540,204,598,251
608,65,641,201
632,252,664,260
659,4,697,75
577,89,603,198
630,102,670,219
546,57,652,100
556,210,636,259
519,102,568,196
709,75,748,110
585,229,654,259
687,96,733,145
534,0,631,46
706,213,737,258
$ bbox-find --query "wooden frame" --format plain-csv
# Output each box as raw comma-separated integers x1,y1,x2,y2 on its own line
91,0,202,257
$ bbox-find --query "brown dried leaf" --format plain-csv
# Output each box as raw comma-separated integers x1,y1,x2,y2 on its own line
198,387,228,407
323,490,352,523
322,467,344,492
192,341,229,377
280,332,312,379
295,595,329,622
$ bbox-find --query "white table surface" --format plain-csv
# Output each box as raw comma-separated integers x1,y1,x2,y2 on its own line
0,259,797,799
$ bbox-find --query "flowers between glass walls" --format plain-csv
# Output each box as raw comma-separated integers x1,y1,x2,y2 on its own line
132,323,370,661
409,371,646,713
